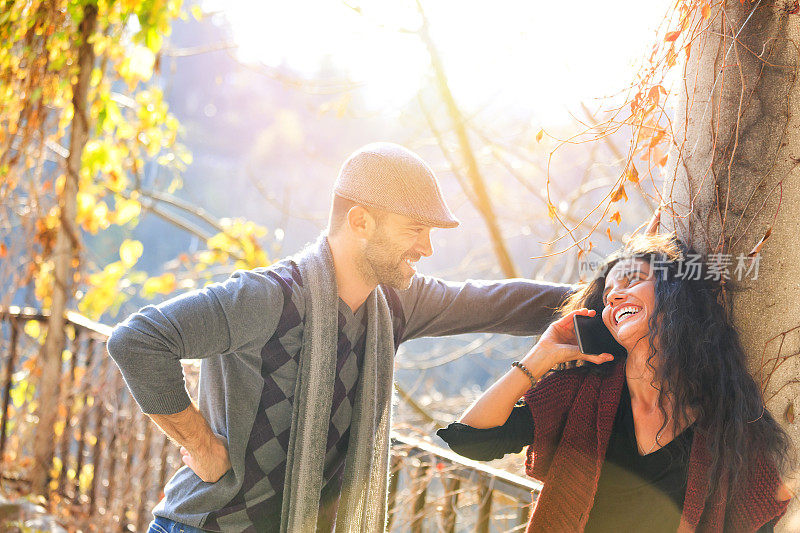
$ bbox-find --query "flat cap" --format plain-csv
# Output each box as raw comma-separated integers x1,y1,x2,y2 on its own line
333,142,459,228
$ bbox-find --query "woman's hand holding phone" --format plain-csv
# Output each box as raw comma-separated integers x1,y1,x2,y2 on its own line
521,308,614,372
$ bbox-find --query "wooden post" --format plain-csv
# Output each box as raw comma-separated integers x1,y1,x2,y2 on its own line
135,418,154,532
0,317,19,462
476,477,493,533
73,338,96,500
517,502,531,529
57,328,80,495
441,475,460,533
386,454,402,531
410,461,429,533
87,354,109,516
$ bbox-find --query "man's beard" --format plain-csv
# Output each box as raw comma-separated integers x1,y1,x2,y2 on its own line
359,230,413,290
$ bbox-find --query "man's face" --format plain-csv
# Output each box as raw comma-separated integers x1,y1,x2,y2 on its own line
361,212,434,290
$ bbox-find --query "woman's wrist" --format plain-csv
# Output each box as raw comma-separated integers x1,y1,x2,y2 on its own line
519,344,555,381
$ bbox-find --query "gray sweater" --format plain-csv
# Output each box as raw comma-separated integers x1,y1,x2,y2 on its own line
106,263,571,531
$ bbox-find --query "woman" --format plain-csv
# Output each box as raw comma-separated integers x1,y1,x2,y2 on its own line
437,234,791,532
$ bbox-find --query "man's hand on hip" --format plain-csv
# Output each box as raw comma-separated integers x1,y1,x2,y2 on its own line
147,403,231,483
180,433,231,483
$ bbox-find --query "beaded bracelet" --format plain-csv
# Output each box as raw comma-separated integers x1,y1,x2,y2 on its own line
511,361,538,388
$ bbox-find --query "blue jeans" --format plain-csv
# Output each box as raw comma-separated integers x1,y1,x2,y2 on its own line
147,516,208,533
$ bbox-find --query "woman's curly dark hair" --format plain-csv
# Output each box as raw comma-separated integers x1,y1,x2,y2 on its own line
560,233,790,495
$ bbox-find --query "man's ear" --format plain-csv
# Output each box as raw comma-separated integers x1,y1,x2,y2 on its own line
346,205,375,238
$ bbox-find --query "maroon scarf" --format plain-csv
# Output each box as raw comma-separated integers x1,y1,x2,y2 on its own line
523,362,787,532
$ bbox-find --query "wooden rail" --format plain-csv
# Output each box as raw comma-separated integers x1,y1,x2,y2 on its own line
0,308,540,531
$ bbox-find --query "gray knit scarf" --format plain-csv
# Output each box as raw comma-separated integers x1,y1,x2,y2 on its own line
280,236,395,532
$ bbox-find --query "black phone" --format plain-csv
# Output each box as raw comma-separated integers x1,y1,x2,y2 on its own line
573,313,625,356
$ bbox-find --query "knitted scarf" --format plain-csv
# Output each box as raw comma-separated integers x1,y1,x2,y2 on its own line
280,236,395,533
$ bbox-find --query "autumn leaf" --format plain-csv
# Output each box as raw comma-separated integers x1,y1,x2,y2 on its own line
609,211,622,225
606,228,613,241
786,402,795,424
536,129,544,143
625,165,639,183
666,48,678,67
658,153,669,167
0,243,6,258
701,2,711,19
610,182,628,202
142,273,177,298
665,31,681,42
24,320,42,340
748,228,772,257
119,239,144,267
547,202,557,219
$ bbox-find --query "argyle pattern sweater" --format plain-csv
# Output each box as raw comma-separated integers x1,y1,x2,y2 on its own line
523,362,788,533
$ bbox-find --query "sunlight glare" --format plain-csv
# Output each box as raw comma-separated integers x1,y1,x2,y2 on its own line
211,0,672,122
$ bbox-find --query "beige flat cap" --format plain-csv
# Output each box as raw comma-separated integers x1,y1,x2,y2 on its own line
333,142,459,229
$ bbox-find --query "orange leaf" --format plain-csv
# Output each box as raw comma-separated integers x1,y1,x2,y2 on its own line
606,228,613,241
658,153,669,167
787,402,795,424
0,243,6,258
665,31,681,42
647,86,660,105
701,2,711,18
610,182,628,203
625,165,639,183
748,228,772,257
666,48,677,67
609,211,621,225
536,129,544,143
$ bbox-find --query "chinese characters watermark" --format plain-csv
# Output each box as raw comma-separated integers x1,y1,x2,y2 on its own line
578,253,762,281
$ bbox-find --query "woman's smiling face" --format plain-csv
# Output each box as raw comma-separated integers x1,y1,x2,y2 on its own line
600,258,656,350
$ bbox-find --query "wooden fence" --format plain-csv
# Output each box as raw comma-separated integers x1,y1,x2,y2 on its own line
0,308,540,532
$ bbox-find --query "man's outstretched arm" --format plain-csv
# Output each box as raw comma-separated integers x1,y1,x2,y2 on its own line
396,275,573,341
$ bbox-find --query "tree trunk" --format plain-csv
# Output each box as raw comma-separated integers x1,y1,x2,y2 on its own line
32,3,98,495
662,1,799,528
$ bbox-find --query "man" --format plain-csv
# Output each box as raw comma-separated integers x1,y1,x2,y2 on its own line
107,142,572,533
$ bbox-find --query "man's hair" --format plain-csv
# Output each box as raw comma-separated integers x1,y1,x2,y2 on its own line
328,195,386,235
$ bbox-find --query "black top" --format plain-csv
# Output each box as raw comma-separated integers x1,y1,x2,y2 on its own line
437,382,775,533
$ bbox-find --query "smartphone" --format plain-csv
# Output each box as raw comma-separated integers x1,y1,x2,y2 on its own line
573,313,625,356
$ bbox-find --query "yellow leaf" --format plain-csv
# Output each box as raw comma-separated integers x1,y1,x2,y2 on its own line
191,5,204,20
547,202,557,219
119,45,155,85
119,239,143,267
113,197,141,226
536,129,544,143
24,320,41,339
142,273,177,298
